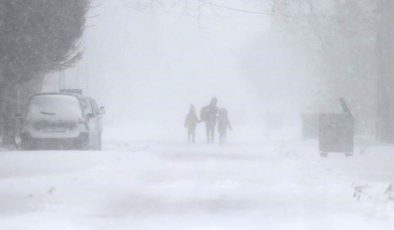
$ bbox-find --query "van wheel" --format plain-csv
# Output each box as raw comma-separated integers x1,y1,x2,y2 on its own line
21,142,31,151
345,152,353,157
21,138,34,151
320,152,328,158
77,140,90,151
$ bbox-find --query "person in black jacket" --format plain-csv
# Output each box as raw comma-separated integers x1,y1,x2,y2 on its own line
200,97,219,144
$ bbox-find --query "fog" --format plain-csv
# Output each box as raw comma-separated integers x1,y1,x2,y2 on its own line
3,1,394,229
54,0,312,142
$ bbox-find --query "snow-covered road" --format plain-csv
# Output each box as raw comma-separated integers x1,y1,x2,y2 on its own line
1,139,394,230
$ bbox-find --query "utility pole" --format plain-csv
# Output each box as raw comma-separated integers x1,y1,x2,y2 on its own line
376,0,394,142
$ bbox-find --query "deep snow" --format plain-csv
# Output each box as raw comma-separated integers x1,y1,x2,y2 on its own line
1,130,394,230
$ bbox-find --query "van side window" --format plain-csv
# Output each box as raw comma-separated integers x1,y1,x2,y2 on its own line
81,98,93,115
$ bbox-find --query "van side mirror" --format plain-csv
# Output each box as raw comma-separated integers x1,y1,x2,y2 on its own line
99,106,106,115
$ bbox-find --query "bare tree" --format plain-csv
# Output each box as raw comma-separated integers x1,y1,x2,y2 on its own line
0,0,90,146
272,0,381,137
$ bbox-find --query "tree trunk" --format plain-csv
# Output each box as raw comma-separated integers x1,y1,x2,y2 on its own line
0,81,19,147
0,78,43,148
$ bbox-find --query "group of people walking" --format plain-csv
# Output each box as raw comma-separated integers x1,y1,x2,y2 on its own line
184,97,232,144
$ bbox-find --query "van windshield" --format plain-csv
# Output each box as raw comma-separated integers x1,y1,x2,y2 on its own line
26,95,83,121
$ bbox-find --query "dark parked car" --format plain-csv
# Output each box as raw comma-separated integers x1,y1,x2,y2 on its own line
19,93,105,150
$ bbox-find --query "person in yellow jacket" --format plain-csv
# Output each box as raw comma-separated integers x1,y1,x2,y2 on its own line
184,105,199,143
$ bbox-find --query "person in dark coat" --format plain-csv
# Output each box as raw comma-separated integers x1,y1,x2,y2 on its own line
200,97,219,144
184,105,199,143
218,108,232,144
